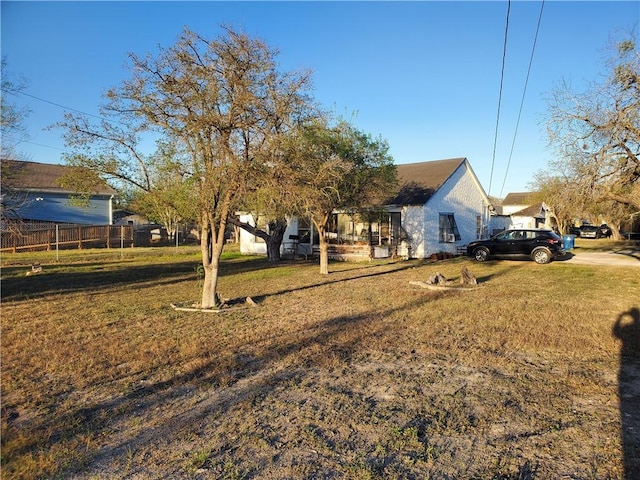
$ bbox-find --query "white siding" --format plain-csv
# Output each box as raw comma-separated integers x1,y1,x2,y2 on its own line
238,215,301,256
238,214,267,255
420,162,489,258
402,205,425,258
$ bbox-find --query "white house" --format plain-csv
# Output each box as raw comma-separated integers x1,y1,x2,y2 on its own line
493,192,554,233
239,157,493,260
386,157,491,258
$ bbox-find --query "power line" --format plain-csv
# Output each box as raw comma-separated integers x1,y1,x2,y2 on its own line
499,0,545,199
1,86,127,127
1,85,133,156
488,0,511,197
20,140,66,151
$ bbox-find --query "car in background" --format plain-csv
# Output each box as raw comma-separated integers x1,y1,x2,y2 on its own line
467,229,565,264
598,224,612,238
578,225,600,238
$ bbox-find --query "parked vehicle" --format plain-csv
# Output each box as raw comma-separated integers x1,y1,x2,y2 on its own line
598,224,612,238
578,225,600,238
467,229,565,264
567,225,581,236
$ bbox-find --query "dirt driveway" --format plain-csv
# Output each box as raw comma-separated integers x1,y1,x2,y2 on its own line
560,249,640,267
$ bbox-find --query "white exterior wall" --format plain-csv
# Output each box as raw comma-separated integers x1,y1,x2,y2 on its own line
238,214,267,255
489,215,512,235
238,214,301,256
416,162,489,258
509,215,538,229
501,204,528,215
402,205,425,258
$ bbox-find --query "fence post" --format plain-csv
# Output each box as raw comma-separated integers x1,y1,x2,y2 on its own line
56,225,59,261
120,225,124,259
175,223,179,252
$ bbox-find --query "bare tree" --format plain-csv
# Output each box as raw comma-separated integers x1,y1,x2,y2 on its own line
1,57,31,161
1,59,33,231
58,27,314,308
544,37,640,221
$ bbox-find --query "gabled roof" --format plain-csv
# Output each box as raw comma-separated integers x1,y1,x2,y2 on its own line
1,160,116,196
512,202,546,219
501,191,538,206
388,157,467,205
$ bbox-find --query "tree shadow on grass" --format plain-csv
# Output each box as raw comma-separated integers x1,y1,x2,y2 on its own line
0,256,277,301
0,261,200,300
613,307,640,479
1,293,438,479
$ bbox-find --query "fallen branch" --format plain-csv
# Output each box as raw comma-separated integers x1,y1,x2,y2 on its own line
170,297,258,313
409,281,480,291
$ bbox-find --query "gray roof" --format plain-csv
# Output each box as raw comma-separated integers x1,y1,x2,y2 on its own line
512,203,546,218
1,160,116,196
387,157,467,205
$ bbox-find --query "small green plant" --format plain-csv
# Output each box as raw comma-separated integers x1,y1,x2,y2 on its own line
186,447,211,472
194,264,204,287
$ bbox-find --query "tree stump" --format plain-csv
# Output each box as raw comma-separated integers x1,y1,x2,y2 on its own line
461,266,477,285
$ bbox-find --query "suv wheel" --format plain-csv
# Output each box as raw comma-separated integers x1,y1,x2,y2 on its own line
532,247,551,264
473,247,490,262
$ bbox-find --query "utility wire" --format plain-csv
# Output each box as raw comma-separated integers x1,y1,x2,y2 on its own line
488,0,511,197
1,85,132,154
1,85,126,126
498,0,545,199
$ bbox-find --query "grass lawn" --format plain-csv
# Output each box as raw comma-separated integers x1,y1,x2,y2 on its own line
1,244,639,479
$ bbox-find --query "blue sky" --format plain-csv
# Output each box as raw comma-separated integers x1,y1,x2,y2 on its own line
2,1,638,197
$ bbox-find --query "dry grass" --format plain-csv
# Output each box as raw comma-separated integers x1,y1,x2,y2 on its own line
1,245,639,479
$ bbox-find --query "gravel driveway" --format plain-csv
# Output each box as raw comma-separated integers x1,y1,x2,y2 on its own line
560,249,640,267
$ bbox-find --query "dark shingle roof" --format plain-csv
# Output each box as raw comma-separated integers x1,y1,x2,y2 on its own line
512,203,546,218
387,157,467,205
1,160,116,195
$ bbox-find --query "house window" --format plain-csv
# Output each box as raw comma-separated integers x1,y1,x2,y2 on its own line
476,215,482,239
439,213,461,243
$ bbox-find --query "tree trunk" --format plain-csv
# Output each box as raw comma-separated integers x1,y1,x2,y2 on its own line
228,215,287,263
199,211,226,309
317,226,329,275
200,221,217,309
265,218,287,262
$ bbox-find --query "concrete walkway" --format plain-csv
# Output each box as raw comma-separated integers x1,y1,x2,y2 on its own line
559,249,640,267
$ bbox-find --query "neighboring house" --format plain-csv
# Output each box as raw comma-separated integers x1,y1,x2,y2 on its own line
493,192,554,233
113,209,150,227
1,159,115,225
239,157,493,259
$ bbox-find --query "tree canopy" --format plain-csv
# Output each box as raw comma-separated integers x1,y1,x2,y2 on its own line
282,120,396,274
537,36,639,233
58,26,315,308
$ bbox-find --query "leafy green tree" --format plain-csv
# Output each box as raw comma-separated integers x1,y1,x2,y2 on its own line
283,120,396,274
130,140,199,240
58,27,314,308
